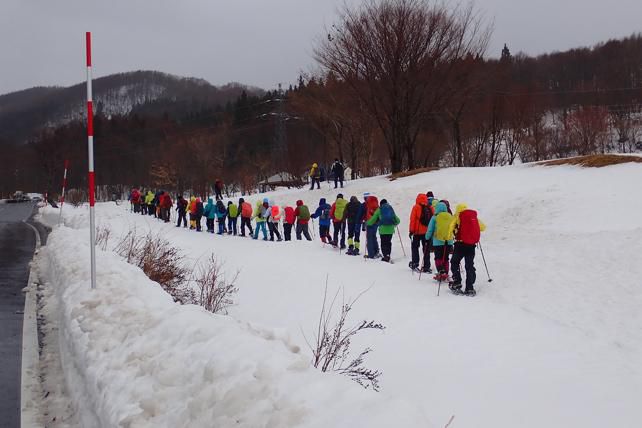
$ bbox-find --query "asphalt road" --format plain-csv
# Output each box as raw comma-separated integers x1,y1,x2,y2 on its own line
0,201,40,428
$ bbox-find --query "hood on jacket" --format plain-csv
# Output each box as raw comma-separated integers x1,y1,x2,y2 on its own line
207,198,213,205
239,198,245,205
190,196,196,202
416,193,428,206
263,198,269,204
454,203,468,216
312,163,318,168
296,200,303,206
319,198,326,205
434,202,448,215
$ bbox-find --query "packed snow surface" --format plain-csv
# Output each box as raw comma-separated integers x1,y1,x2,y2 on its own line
38,163,642,427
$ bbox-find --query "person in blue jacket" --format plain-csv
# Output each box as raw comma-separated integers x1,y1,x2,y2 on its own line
310,198,333,244
215,200,227,235
203,198,216,233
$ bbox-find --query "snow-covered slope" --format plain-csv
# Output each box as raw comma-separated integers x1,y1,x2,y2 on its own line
38,162,642,427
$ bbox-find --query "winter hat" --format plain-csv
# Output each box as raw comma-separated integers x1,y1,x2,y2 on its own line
337,193,344,199
296,200,303,206
263,198,269,204
350,196,358,203
320,198,326,205
427,191,434,198
313,163,318,168
239,198,245,204
380,199,388,205
227,201,232,206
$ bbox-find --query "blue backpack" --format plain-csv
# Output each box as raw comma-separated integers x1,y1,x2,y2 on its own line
320,206,331,221
380,204,396,226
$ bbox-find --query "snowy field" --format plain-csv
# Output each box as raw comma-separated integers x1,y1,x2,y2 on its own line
37,162,642,427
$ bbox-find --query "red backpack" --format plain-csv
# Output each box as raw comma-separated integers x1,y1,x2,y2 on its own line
458,209,481,245
241,202,252,218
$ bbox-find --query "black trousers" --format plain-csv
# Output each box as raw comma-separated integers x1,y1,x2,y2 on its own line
177,210,187,227
411,235,430,270
319,225,330,242
206,218,215,232
332,220,346,247
380,234,393,257
334,175,344,188
268,222,282,240
310,178,320,189
284,223,293,241
451,242,477,291
240,217,253,236
296,223,312,240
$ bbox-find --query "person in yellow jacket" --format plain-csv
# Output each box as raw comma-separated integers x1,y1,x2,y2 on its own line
309,163,321,190
448,203,486,297
188,196,197,229
425,201,454,280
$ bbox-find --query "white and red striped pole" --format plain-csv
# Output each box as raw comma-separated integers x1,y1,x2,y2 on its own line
58,159,69,224
86,32,97,289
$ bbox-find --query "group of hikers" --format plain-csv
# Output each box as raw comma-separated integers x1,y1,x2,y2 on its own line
128,186,485,296
308,159,346,190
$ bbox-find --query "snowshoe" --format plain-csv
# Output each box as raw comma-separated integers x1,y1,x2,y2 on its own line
346,247,354,255
451,288,464,296
352,249,360,256
382,255,391,263
464,289,477,297
448,281,462,291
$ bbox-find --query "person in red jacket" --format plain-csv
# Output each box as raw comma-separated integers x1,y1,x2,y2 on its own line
238,197,254,237
408,193,432,273
283,205,296,241
294,200,312,241
161,192,173,223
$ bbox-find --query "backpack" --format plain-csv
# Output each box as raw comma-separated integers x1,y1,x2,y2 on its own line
334,199,348,221
380,204,396,226
419,205,432,227
366,196,379,220
320,206,331,221
271,206,281,220
298,205,311,220
435,212,454,241
241,202,252,218
458,209,481,245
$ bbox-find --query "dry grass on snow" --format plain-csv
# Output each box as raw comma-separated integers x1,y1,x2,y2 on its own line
538,154,642,168
389,167,439,180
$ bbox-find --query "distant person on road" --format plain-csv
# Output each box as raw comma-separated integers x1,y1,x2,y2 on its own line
331,158,345,189
309,163,321,190
214,179,224,201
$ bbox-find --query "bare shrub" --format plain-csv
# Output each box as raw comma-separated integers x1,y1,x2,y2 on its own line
95,225,112,251
195,254,239,314
66,188,87,207
116,230,193,304
115,229,141,264
305,281,385,391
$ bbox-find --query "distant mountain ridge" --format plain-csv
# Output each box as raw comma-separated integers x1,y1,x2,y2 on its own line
0,70,265,144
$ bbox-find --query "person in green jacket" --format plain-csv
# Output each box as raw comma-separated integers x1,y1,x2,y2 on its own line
144,191,155,217
366,199,400,263
227,201,239,235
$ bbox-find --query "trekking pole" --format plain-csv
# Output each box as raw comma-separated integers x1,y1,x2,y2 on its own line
437,247,449,296
396,226,407,257
311,219,316,239
478,241,493,283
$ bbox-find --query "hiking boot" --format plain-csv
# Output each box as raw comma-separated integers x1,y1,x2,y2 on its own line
464,289,477,297
451,288,464,296
340,244,346,250
409,261,418,270
422,267,433,274
382,255,391,263
352,248,360,256
346,247,354,255
374,252,382,259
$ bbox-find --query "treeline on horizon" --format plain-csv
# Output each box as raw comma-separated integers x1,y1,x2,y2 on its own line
2,2,641,197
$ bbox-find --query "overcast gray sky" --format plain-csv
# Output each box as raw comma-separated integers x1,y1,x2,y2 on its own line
1,0,641,95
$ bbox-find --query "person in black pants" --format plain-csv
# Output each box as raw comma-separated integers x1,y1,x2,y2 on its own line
176,195,188,228
330,158,345,189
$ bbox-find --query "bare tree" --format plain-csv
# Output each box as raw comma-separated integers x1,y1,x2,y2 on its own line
315,0,491,172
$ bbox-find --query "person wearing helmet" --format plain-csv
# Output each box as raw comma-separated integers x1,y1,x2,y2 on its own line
309,163,321,190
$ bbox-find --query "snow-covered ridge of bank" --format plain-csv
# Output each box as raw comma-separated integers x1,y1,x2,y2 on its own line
36,223,429,427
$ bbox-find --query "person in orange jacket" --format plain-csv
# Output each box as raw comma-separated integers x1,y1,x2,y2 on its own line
409,193,432,273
